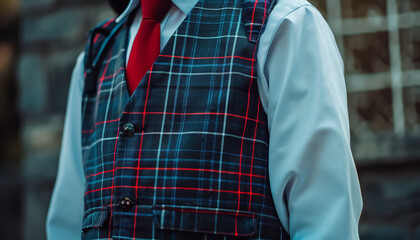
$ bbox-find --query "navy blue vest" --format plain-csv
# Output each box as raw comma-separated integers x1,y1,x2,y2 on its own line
81,0,289,239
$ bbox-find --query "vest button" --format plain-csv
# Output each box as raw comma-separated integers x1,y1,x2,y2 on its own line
122,123,135,136
119,196,134,210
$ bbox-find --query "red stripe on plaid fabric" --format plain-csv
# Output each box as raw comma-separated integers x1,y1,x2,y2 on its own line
155,206,255,217
86,167,267,179
83,111,266,134
247,1,268,212
248,0,259,41
93,19,114,44
159,54,255,62
108,126,120,239
263,0,268,24
133,67,154,239
93,35,100,44
119,167,267,179
235,61,253,235
236,0,269,230
103,67,125,81
86,169,116,178
93,33,100,43
249,98,261,211
122,111,266,124
85,186,268,197
82,119,120,134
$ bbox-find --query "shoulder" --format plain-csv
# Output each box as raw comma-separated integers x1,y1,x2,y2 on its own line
264,0,333,44
270,0,321,23
273,0,314,12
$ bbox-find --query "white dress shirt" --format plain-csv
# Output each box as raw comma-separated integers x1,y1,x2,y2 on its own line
46,0,363,239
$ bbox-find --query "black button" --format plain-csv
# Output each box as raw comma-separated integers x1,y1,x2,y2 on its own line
119,196,134,210
122,123,135,136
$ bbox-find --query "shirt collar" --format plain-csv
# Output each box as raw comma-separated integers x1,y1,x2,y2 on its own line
116,0,198,23
171,0,199,14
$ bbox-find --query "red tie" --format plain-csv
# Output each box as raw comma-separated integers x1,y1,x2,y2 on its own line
126,0,172,95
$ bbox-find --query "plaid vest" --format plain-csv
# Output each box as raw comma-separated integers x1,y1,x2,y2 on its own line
81,0,289,239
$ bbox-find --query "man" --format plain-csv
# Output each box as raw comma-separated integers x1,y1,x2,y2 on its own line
47,0,363,239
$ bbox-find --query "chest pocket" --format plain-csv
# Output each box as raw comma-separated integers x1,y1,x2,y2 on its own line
153,205,256,237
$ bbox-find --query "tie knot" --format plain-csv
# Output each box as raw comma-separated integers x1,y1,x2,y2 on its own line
141,0,172,21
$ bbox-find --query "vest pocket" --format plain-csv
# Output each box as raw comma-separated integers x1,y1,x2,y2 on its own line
152,205,256,237
81,209,109,232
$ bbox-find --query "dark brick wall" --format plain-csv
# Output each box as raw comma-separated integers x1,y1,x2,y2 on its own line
16,0,114,239
358,161,420,240
0,0,22,239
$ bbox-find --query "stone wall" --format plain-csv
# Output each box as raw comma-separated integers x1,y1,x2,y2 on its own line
0,0,23,239
310,0,420,239
7,0,420,239
17,0,114,239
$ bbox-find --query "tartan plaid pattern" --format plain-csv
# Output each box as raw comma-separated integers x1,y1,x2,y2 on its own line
81,0,289,239
242,0,278,43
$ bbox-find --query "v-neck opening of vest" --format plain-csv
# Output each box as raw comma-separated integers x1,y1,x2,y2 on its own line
122,0,200,100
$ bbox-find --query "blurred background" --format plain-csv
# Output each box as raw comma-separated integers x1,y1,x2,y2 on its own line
0,0,419,239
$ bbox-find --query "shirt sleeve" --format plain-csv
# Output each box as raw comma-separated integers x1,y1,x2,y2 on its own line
46,52,86,240
257,2,363,239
